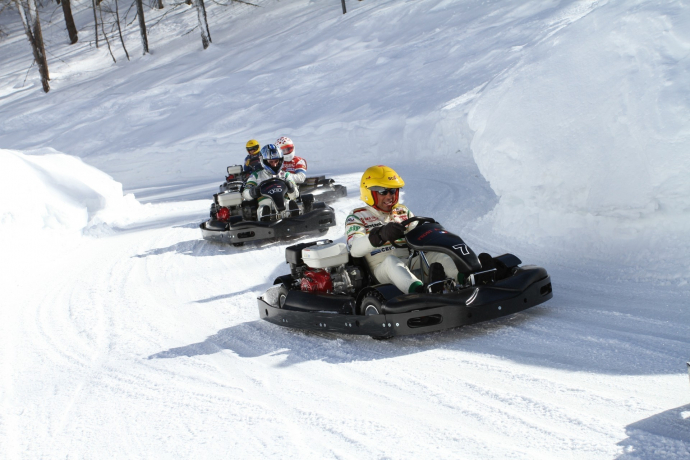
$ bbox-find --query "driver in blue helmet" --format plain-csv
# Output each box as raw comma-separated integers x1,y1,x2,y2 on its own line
242,144,299,221
346,165,460,294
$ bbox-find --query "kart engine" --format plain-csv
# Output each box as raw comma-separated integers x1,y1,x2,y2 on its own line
286,241,364,295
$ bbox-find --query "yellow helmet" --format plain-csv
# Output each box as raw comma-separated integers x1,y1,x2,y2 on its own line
359,165,405,206
245,139,260,155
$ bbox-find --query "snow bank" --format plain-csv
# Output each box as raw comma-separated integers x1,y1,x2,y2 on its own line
468,1,690,253
0,148,143,236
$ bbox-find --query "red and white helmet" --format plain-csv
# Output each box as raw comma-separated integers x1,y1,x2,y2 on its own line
275,136,295,161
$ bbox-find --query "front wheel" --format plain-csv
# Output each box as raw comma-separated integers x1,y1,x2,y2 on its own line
277,285,289,308
359,294,383,316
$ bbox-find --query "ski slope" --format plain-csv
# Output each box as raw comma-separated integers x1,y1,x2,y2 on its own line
1,0,689,458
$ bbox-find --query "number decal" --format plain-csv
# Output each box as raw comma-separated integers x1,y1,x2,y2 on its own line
453,244,470,255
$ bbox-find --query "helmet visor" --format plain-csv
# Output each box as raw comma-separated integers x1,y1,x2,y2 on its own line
280,145,294,155
246,145,260,154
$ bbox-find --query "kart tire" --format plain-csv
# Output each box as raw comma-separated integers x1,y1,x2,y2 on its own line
359,294,383,316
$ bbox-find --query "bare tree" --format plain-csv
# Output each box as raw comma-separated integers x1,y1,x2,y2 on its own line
14,0,49,92
60,0,78,43
135,0,149,54
114,0,130,60
92,0,99,46
195,0,211,49
98,0,116,62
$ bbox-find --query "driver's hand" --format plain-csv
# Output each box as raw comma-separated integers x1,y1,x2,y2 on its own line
368,222,405,247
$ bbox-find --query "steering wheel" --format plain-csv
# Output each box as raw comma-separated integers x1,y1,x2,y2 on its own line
390,216,437,248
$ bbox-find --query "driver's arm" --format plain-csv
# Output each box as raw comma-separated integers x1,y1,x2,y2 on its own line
290,158,307,184
349,234,376,258
242,174,260,200
346,214,374,257
285,174,299,199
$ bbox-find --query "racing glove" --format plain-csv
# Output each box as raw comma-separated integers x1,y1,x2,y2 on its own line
368,222,405,247
247,186,260,199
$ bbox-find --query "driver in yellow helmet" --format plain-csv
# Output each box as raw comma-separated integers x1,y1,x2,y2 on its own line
345,165,459,294
243,139,262,173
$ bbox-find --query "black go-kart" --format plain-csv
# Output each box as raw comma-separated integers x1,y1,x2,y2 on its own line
258,217,553,339
297,175,347,203
200,177,336,246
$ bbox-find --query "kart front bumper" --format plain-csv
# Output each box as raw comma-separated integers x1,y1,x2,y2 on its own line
200,206,336,244
257,271,553,338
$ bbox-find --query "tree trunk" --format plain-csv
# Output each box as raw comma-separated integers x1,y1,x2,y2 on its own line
98,1,116,63
154,0,163,9
92,0,98,47
60,0,78,44
195,0,211,50
14,0,50,92
114,0,130,60
135,0,149,54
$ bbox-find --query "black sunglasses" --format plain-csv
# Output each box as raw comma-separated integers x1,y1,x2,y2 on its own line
370,187,398,196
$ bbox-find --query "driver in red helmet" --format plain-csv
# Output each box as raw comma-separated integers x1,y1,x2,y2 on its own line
275,136,307,184
345,165,460,294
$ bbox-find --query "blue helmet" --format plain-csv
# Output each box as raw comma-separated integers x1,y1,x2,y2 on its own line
260,144,284,175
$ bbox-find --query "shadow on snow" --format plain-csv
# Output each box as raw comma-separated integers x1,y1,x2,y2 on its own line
148,306,551,366
617,403,690,459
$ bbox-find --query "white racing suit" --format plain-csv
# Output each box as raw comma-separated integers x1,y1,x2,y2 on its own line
242,170,299,220
345,204,459,293
282,156,307,184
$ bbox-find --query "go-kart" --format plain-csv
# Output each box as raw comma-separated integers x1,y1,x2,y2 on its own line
257,217,553,338
200,177,336,246
297,175,347,203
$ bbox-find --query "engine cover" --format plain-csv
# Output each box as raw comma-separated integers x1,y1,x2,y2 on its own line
300,269,333,294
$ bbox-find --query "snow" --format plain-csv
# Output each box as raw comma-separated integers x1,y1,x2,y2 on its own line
1,0,689,459
468,0,690,252
0,148,143,236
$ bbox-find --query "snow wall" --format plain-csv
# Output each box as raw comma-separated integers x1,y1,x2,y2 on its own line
0,149,142,236
465,0,690,269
